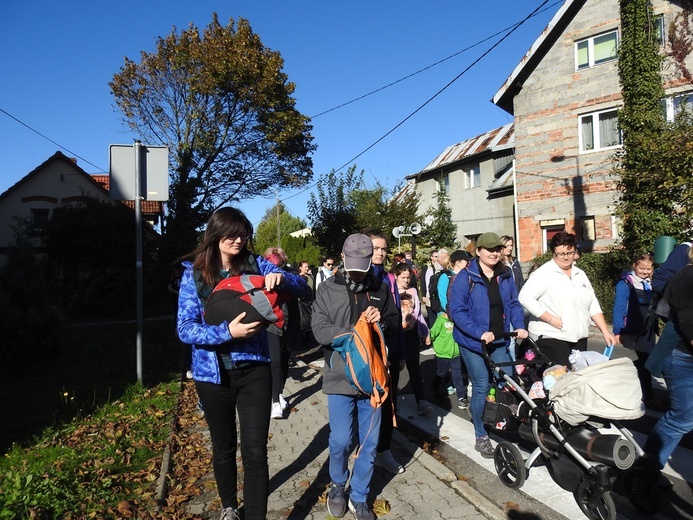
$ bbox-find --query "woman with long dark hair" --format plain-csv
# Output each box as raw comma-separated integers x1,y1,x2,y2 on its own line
177,207,307,520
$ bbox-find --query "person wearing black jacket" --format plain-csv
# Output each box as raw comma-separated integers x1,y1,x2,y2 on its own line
644,245,693,476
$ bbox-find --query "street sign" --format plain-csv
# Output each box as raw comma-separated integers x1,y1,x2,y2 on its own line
109,144,169,201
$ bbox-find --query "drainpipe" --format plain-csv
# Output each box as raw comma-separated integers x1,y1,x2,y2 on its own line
512,158,520,262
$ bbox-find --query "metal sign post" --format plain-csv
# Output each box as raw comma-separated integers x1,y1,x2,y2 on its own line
110,142,169,384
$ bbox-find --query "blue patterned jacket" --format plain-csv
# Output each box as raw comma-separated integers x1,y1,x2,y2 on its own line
177,255,309,384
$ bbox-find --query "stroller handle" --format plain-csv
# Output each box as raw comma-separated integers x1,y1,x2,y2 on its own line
480,334,547,371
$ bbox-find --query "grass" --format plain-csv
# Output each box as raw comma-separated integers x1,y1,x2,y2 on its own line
0,317,184,519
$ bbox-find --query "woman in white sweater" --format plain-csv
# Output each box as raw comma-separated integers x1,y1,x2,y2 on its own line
518,232,615,366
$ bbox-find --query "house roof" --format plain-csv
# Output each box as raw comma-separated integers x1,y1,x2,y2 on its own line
492,0,586,114
0,151,104,203
410,123,515,178
91,175,164,215
0,151,164,217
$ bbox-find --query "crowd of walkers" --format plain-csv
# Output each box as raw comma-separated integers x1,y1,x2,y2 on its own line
174,206,692,520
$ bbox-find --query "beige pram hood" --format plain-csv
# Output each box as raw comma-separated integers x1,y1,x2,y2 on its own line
549,357,645,426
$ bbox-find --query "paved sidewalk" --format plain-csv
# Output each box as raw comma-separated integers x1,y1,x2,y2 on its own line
182,359,504,519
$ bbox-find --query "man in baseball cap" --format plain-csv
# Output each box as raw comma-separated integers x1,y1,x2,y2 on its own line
341,233,373,278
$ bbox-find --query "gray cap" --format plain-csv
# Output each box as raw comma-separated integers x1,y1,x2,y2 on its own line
342,234,373,272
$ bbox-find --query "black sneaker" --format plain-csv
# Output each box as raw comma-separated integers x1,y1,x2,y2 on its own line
327,483,348,518
475,436,494,458
348,498,375,520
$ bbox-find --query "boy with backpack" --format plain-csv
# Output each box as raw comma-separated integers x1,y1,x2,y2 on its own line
311,234,400,520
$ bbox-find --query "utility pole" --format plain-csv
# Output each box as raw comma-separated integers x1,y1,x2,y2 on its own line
276,190,281,248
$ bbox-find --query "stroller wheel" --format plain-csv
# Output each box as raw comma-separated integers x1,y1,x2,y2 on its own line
493,441,526,489
574,478,616,520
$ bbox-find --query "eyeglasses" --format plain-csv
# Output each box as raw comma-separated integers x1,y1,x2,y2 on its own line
325,262,334,267
554,251,576,258
225,234,249,242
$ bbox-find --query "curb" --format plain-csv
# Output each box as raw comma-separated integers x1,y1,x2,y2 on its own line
154,377,184,511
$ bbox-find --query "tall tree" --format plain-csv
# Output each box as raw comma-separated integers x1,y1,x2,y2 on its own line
307,166,363,255
615,1,693,255
351,181,420,243
253,201,306,254
110,14,315,259
422,183,458,250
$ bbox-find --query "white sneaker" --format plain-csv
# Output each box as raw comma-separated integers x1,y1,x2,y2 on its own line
417,400,434,415
279,393,288,410
271,401,283,419
375,450,405,474
185,370,193,380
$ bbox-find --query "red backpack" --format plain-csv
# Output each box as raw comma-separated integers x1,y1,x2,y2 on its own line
204,274,285,329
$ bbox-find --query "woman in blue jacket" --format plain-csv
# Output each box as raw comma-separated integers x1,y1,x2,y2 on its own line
448,232,527,458
177,207,308,520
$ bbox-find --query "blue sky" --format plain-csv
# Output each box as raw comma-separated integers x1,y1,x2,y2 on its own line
0,1,563,227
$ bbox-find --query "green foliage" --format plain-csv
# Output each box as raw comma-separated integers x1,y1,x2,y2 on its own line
307,166,363,255
253,202,305,253
421,186,459,250
615,1,693,256
0,382,178,519
0,220,65,363
41,198,164,320
110,14,315,257
351,182,420,242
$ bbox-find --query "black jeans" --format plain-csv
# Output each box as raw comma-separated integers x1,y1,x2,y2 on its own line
195,363,271,518
378,354,400,452
268,331,290,403
536,336,588,366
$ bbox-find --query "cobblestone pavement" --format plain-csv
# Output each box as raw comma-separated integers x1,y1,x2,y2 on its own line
181,360,503,520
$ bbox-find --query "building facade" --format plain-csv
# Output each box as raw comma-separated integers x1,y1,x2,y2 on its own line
493,0,693,261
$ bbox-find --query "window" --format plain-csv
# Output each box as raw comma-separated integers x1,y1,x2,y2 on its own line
30,208,49,231
465,165,480,189
437,173,449,193
575,30,618,69
662,91,693,121
580,216,596,241
579,109,622,152
654,14,665,46
542,225,565,254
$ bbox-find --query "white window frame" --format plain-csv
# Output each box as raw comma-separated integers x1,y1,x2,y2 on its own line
575,30,618,70
579,108,622,153
662,91,693,121
464,165,481,189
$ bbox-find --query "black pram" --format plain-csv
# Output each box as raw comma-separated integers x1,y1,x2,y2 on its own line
480,335,658,520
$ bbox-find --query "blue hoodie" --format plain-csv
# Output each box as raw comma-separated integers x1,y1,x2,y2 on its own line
177,255,308,384
448,258,525,354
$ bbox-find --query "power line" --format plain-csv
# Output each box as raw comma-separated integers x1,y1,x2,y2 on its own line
310,0,563,120
0,108,107,173
281,0,555,205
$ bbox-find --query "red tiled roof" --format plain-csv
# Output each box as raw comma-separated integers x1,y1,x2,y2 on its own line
92,174,164,215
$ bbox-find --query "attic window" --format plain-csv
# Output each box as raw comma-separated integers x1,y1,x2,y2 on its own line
575,30,618,70
31,208,50,230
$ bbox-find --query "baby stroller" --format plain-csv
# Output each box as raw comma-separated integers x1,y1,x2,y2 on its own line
480,334,656,520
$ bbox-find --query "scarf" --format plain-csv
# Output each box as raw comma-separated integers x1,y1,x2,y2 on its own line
339,266,374,294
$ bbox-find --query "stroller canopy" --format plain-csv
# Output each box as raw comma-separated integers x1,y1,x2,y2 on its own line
549,357,645,426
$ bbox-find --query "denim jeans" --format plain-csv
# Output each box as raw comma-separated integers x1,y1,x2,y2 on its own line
435,356,468,400
195,364,271,519
459,343,512,439
327,394,382,503
644,349,693,469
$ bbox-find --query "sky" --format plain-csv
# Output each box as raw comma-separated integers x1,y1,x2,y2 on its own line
0,0,564,228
